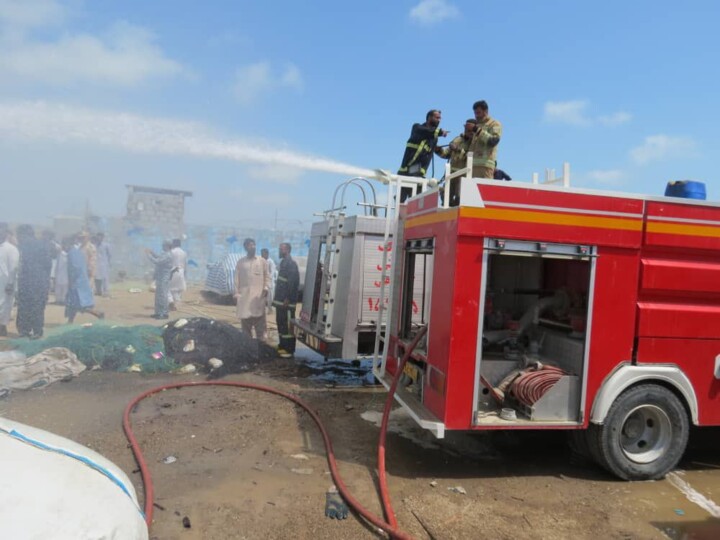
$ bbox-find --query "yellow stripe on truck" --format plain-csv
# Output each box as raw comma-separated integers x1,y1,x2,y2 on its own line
405,206,642,231
460,207,643,231
647,220,720,238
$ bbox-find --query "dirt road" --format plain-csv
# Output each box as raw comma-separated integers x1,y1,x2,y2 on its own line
1,285,719,539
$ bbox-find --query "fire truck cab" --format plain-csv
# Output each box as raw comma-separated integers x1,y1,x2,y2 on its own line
373,170,720,480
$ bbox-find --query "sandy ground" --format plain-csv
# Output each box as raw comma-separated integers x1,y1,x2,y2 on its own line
2,284,720,539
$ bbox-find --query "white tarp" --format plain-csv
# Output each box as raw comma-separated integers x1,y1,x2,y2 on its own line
0,347,86,395
0,417,149,540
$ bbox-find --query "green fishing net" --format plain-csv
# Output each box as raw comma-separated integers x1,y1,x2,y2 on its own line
10,323,178,373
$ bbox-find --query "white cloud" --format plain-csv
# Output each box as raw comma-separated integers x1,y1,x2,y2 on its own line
544,100,590,126
233,61,303,105
0,0,65,31
246,164,305,185
598,111,632,127
409,0,459,25
0,1,186,87
585,169,625,186
0,100,373,177
543,100,631,127
0,21,186,86
630,135,699,165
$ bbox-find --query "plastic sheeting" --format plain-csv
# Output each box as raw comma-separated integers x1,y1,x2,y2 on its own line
0,417,148,540
0,347,85,396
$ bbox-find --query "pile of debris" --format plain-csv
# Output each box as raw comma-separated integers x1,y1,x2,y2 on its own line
162,317,276,377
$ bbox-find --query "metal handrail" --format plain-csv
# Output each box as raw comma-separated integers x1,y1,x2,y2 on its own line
330,177,380,217
441,152,473,209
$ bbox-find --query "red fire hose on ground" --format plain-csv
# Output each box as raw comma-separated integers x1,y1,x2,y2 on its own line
122,326,427,539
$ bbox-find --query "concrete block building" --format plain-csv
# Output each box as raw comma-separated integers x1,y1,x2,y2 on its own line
125,185,193,238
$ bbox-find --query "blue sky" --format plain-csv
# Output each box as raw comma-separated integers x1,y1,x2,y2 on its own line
1,0,718,227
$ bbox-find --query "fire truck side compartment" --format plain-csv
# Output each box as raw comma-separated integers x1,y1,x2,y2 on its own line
473,242,593,423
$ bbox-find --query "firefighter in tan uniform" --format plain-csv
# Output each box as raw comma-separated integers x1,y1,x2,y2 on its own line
470,100,502,178
436,119,476,172
436,118,476,205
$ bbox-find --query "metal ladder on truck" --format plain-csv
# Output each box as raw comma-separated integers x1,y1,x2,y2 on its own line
370,173,433,375
312,178,380,344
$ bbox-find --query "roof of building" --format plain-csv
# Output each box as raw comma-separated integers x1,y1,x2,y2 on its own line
126,185,193,197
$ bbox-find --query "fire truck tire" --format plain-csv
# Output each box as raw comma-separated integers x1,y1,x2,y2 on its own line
588,384,689,480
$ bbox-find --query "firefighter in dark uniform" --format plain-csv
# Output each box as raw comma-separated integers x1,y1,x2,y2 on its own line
397,109,448,201
273,242,300,358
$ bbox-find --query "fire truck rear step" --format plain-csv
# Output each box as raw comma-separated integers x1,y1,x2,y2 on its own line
374,368,446,438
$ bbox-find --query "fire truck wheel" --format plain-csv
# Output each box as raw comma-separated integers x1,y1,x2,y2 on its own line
589,384,689,480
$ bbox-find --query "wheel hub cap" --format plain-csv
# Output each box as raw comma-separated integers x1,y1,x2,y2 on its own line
619,404,672,465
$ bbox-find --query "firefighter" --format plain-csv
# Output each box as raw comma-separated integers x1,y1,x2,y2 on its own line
273,242,300,359
437,118,476,172
436,118,476,206
470,100,503,179
397,109,449,200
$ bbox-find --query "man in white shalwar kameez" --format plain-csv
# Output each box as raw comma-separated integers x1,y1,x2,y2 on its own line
0,227,20,337
167,239,187,310
235,238,270,339
261,248,277,313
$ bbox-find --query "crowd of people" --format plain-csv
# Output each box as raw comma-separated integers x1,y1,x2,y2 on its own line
0,224,113,338
144,235,300,358
2,222,300,357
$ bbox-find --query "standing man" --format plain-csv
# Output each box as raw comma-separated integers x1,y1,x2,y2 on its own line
80,232,97,284
235,238,270,339
470,100,503,179
261,248,277,314
0,225,20,337
94,233,112,297
436,118,477,205
168,238,187,310
145,240,173,319
15,225,53,339
65,235,104,323
273,242,300,359
397,109,449,201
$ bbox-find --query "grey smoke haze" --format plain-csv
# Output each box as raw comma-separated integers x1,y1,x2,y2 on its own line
0,100,375,178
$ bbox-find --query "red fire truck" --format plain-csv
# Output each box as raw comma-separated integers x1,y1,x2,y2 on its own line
365,169,720,481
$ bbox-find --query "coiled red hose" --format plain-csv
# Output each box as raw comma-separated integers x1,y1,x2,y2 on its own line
511,365,564,406
123,327,427,539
